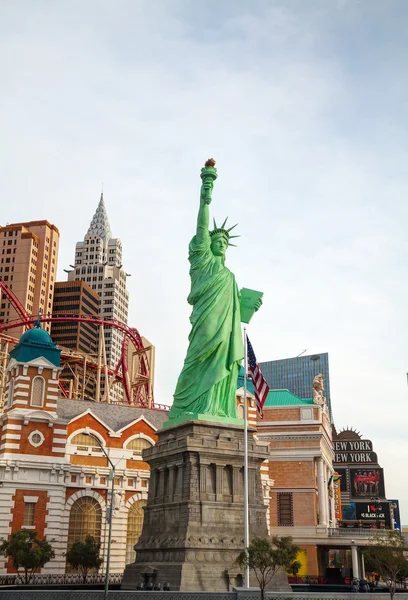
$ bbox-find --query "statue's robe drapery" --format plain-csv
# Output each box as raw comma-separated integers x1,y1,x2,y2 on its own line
169,232,244,420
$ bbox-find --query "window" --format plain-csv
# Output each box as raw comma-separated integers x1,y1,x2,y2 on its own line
29,431,44,447
126,437,152,455
125,500,147,564
277,492,293,526
23,502,35,527
31,376,45,407
7,378,14,406
71,432,102,452
67,497,102,554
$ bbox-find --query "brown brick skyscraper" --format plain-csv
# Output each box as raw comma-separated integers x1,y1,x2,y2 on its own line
0,220,60,337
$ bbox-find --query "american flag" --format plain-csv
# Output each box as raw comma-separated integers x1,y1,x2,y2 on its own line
247,336,270,419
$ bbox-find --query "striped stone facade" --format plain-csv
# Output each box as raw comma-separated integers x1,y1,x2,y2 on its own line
0,344,168,575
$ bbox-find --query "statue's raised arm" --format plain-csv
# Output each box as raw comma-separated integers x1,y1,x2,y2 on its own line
195,158,218,242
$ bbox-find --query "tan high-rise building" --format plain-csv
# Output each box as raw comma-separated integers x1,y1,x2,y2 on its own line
0,221,60,338
68,194,129,403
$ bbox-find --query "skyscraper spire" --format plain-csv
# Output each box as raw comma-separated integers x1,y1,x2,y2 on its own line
86,193,112,241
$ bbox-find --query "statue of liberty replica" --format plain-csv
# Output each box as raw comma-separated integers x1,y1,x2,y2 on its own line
122,161,288,593
168,158,260,425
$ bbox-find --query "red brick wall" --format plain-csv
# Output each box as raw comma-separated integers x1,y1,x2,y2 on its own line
263,408,300,421
293,492,317,526
69,455,108,467
18,422,54,456
270,490,317,527
269,460,314,488
7,489,49,573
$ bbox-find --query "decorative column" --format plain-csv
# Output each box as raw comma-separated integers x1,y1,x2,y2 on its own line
168,466,175,502
199,462,207,495
316,458,327,526
249,468,256,499
232,466,242,502
361,552,366,579
157,467,165,503
216,465,224,501
351,545,360,579
173,462,184,502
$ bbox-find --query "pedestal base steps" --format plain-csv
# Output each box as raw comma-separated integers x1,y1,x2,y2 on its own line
122,419,290,592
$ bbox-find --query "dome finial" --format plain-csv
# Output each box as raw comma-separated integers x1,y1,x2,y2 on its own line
34,310,42,329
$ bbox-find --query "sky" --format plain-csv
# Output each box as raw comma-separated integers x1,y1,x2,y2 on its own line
1,1,407,521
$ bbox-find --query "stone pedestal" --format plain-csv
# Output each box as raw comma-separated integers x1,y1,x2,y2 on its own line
122,419,289,592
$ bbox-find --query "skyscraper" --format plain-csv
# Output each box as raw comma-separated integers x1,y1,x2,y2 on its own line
0,220,60,337
68,194,129,402
260,352,332,411
50,280,99,400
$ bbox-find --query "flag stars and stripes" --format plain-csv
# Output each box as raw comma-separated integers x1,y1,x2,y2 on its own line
246,336,270,419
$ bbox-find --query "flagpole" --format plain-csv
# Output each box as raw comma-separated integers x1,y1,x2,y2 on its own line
243,326,250,588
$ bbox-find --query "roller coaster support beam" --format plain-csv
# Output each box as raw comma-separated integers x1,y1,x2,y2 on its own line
101,327,110,403
82,355,87,401
147,345,155,409
0,340,9,407
96,324,103,402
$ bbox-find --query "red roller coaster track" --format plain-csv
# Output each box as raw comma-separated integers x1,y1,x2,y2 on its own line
0,279,157,406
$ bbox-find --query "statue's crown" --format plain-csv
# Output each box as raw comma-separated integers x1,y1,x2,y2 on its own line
209,218,240,247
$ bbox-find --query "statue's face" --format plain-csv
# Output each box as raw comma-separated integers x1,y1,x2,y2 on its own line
210,234,228,257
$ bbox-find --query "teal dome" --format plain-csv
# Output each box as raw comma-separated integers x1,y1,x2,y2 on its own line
19,325,54,346
10,319,61,367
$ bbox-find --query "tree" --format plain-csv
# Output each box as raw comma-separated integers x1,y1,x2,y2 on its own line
288,560,302,577
0,530,55,584
236,536,300,600
364,531,408,600
65,536,103,583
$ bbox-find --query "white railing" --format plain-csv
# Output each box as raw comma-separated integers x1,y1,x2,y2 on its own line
328,527,390,538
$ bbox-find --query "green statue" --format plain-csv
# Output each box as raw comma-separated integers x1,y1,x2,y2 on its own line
167,159,261,426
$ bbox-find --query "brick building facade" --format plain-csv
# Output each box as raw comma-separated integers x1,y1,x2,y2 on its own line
0,323,381,581
0,322,167,575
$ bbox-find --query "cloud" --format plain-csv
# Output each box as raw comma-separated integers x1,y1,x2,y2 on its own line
0,0,407,519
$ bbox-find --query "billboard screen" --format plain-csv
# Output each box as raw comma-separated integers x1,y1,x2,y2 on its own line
389,499,401,530
342,503,356,520
355,501,391,527
350,468,385,498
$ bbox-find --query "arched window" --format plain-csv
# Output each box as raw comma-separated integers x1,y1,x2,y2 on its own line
71,432,102,452
7,378,14,407
237,404,245,419
125,500,146,565
126,437,152,456
67,497,102,551
31,376,45,407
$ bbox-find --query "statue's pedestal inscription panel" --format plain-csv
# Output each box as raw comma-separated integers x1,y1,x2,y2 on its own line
122,420,289,592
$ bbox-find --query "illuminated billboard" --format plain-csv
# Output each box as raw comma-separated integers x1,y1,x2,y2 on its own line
350,468,385,499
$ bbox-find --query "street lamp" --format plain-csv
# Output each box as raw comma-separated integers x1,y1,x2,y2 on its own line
83,431,115,600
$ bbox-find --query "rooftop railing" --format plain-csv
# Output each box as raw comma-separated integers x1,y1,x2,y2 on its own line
328,527,390,538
